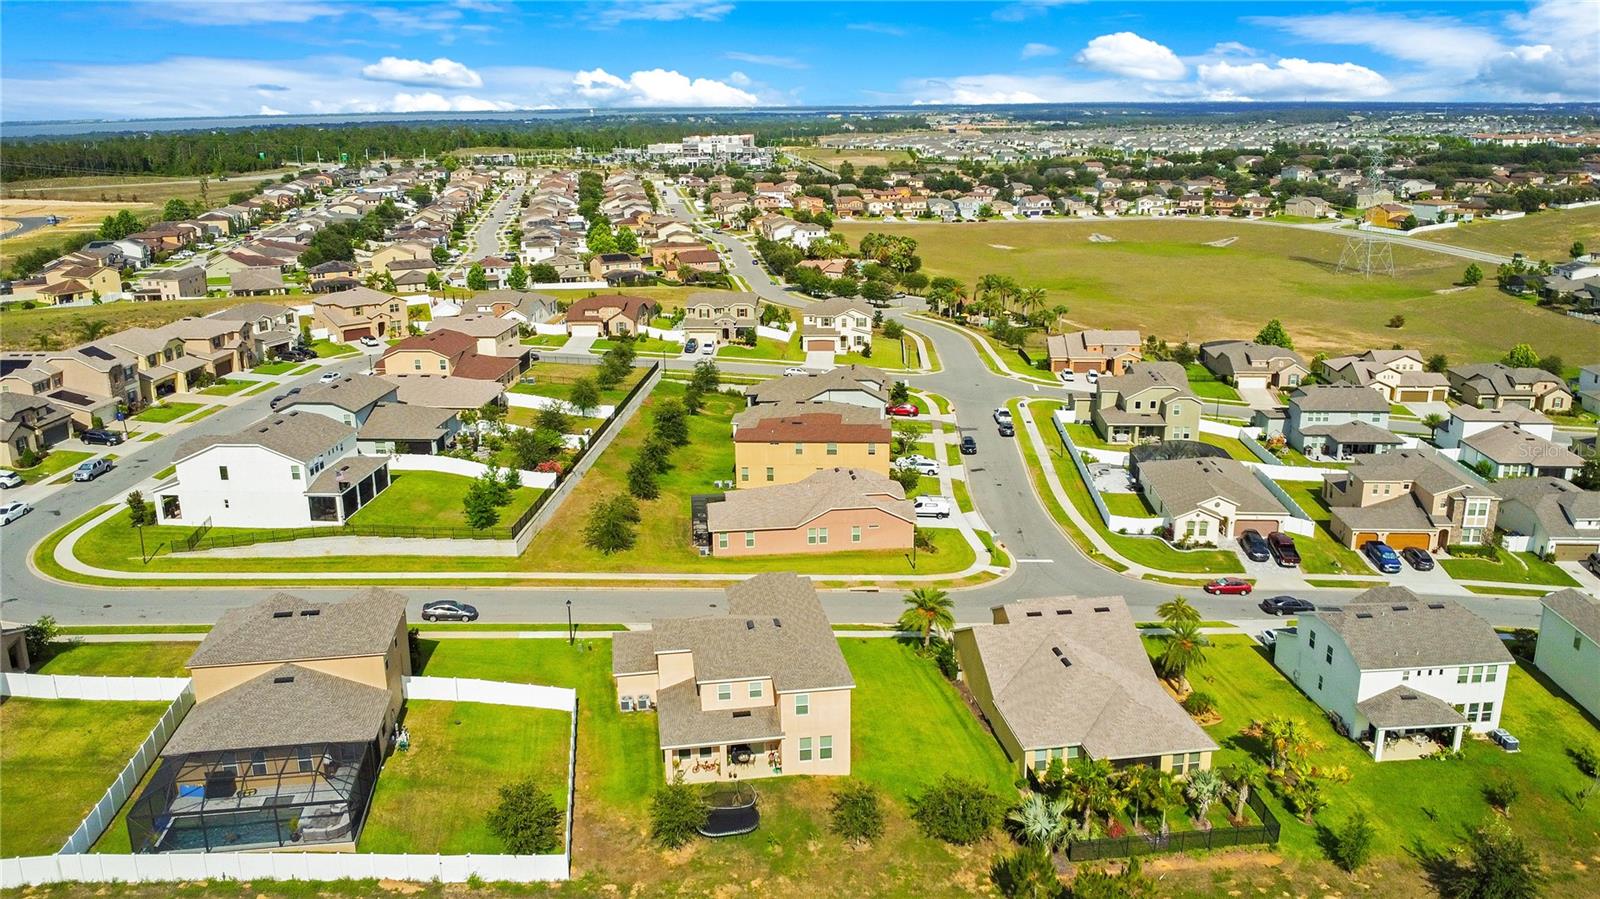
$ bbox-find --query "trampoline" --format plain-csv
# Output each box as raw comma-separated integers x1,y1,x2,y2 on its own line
698,784,759,838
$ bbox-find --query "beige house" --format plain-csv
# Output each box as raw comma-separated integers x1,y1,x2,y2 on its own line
1324,448,1499,550
732,401,890,486
681,291,758,349
137,265,208,301
0,345,139,423
367,241,434,275
1140,457,1295,543
1,394,74,467
1447,364,1572,413
612,573,853,784
563,294,657,338
1046,330,1141,375
377,330,520,386
703,467,913,556
1199,341,1308,390
955,596,1218,777
799,297,873,353
312,286,409,343
1321,349,1450,405
433,315,523,358
1090,362,1202,444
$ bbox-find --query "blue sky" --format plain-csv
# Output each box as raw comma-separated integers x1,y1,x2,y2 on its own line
1,0,1595,121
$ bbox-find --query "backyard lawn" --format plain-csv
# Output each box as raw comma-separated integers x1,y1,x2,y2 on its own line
13,449,92,484
1271,481,1372,576
1100,491,1153,517
360,700,571,854
347,471,543,533
197,378,252,396
33,641,195,677
1184,363,1242,401
593,336,680,356
1439,545,1581,588
1171,635,1600,895
0,699,170,857
508,360,650,408
133,402,203,423
1199,431,1259,461
521,333,568,348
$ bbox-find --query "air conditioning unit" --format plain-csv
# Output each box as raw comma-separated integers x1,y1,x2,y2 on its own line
619,696,634,712
699,546,711,557
636,696,652,710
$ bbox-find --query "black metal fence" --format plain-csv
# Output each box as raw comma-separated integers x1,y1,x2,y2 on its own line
1063,788,1280,861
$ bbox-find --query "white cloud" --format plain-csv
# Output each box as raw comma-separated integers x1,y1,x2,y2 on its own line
725,51,808,69
258,104,288,116
1197,58,1392,100
589,0,732,26
1076,32,1186,81
138,1,341,25
1249,12,1501,71
1020,43,1059,59
846,22,906,36
572,67,758,106
389,91,516,112
1207,41,1258,58
1485,0,1600,99
727,70,752,86
992,0,1081,23
361,56,483,88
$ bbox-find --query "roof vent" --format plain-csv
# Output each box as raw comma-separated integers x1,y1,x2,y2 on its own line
732,710,751,719
273,675,295,684
1026,611,1044,618
1427,603,1445,609
271,611,293,619
1051,647,1063,657
772,618,781,628
1356,612,1374,619
1400,693,1418,701
1093,607,1110,613
1391,605,1409,612
1056,609,1072,615
300,609,321,617
1059,657,1072,669
745,620,755,630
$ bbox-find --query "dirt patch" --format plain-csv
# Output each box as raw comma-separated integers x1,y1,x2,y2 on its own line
376,879,426,894
1204,237,1239,248
988,244,1016,250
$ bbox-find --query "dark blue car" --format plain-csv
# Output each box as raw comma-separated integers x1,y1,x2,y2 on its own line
1361,540,1403,574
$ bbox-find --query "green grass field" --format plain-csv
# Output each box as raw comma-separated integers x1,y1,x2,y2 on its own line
1271,481,1372,575
347,471,542,533
197,378,252,396
0,699,170,857
251,360,298,375
837,220,1598,362
310,339,359,358
13,449,92,484
717,333,803,362
0,296,255,351
508,360,649,408
34,642,195,676
132,402,202,423
1439,545,1581,587
1416,204,1600,262
1185,363,1242,400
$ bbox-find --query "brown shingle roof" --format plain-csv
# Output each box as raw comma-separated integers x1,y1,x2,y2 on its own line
732,402,890,444
707,468,911,532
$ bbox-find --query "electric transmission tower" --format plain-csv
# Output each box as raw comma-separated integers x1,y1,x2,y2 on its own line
1336,234,1395,278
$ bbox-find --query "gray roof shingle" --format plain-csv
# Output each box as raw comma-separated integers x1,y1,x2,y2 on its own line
1311,589,1512,670
1357,685,1468,729
176,411,352,465
1542,588,1600,643
186,589,407,669
1291,384,1391,414
280,374,397,414
1139,457,1289,518
162,664,392,756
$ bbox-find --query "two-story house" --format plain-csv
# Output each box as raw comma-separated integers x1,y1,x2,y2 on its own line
311,286,409,343
1434,404,1554,449
955,596,1218,777
1458,423,1584,480
1324,448,1499,551
1578,364,1600,415
376,331,520,386
155,411,392,528
0,394,74,467
732,401,889,487
743,365,888,411
1140,457,1296,544
1447,363,1572,414
280,374,460,455
680,291,759,350
1319,349,1450,405
1045,329,1141,375
433,315,526,361
208,303,298,362
1284,385,1403,459
799,297,874,355
612,573,853,783
105,327,208,402
701,467,913,556
1494,478,1600,560
1089,362,1202,444
563,294,658,338
1199,341,1307,391
136,265,207,301
1534,589,1599,720
1272,587,1513,761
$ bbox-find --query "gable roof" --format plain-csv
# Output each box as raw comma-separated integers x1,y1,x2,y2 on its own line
279,374,397,414
175,410,351,465
1541,588,1600,644
802,296,873,318
707,467,912,532
1140,457,1288,517
186,588,407,669
1462,423,1584,468
1310,589,1512,669
315,285,401,309
1291,384,1391,413
1494,477,1600,540
743,365,889,404
162,664,393,756
564,293,656,323
1098,361,1195,401
732,401,889,443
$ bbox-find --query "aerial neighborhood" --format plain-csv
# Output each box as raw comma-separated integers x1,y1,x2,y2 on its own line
1,84,1598,899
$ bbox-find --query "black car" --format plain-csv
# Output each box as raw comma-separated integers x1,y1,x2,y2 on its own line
276,347,316,362
1259,595,1315,616
960,435,978,455
80,428,124,446
997,421,1015,437
421,600,479,622
1400,547,1435,571
1239,529,1271,563
269,387,303,409
1267,531,1301,568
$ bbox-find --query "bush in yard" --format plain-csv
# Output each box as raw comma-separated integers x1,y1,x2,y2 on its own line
1068,859,1154,899
882,319,905,340
690,359,720,392
652,399,690,446
892,465,922,494
485,779,563,854
1325,808,1375,872
568,377,602,416
828,780,885,846
1573,745,1599,778
125,491,156,528
990,847,1065,899
639,435,674,473
626,456,660,500
1506,628,1538,660
23,615,63,662
650,778,708,848
462,475,502,530
535,405,570,434
683,384,704,415
1422,821,1543,899
909,774,1003,845
890,380,911,405
583,494,639,554
1182,691,1217,717
1484,778,1519,817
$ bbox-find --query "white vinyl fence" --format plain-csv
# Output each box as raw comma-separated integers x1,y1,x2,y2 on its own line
0,672,189,701
505,391,616,418
388,453,558,490
60,688,196,854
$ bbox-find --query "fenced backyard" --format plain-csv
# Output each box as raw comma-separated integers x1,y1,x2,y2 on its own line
1064,788,1281,861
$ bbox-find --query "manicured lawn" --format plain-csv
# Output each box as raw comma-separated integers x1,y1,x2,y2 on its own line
1185,363,1242,401
13,449,92,484
522,333,569,348
952,478,974,513
310,338,358,358
153,464,176,480
0,699,170,857
240,381,277,396
33,642,195,677
839,220,1591,363
347,471,543,533
1008,401,1128,572
838,332,921,371
179,405,221,424
1064,422,1117,451
197,378,251,396
1415,204,1600,262
593,336,680,356
1199,431,1259,461
508,360,649,408
251,360,298,375
1272,481,1372,575
360,700,571,853
132,402,202,423
1177,636,1600,893
717,333,802,362
1024,401,1243,574
1439,546,1581,587
1100,490,1152,517
506,405,604,432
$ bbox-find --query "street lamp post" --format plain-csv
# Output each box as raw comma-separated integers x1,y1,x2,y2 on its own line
566,599,574,646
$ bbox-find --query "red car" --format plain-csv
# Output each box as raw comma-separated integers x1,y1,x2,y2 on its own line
886,403,919,417
1202,577,1253,596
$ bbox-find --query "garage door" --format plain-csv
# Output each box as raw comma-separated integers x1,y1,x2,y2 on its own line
1235,519,1282,537
1553,542,1600,561
1234,375,1268,390
212,360,232,376
1353,531,1379,546
1397,389,1432,403
342,327,369,341
1384,532,1432,551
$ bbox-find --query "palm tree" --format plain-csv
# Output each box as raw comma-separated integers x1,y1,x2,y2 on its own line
31,333,58,351
1007,794,1073,850
1148,771,1186,836
1158,621,1210,686
897,587,954,648
1156,596,1200,628
71,317,112,342
1220,759,1265,821
1049,304,1071,334
1183,768,1224,826
1253,715,1301,771
1018,287,1047,320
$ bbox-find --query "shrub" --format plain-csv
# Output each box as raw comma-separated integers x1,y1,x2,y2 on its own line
652,399,690,446
1182,691,1217,717
1573,745,1600,778
1069,859,1154,899
1446,543,1500,561
626,456,660,500
932,637,958,680
650,779,708,848
1326,808,1375,872
1484,778,1520,816
485,779,563,854
828,780,885,846
1387,314,1406,329
909,775,1003,845
583,494,639,554
23,615,62,661
990,847,1065,899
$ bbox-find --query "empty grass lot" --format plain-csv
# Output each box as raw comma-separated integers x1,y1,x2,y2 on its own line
0,296,256,352
508,360,649,407
360,700,571,854
0,699,170,857
836,220,1598,362
1164,635,1600,896
1415,204,1600,262
1270,481,1372,575
310,338,358,358
347,471,543,532
1439,545,1581,587
132,402,202,423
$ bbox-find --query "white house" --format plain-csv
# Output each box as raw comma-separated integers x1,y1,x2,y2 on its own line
1534,589,1600,720
155,411,392,529
278,375,398,428
1578,364,1600,415
799,297,874,354
1434,404,1555,449
1272,587,1513,761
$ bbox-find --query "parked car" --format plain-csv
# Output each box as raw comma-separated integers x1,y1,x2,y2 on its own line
993,408,1013,426
318,371,342,384
73,458,113,482
276,346,315,362
1259,595,1315,616
1400,547,1435,571
913,496,954,519
1587,552,1600,577
1257,629,1278,648
894,456,939,476
0,470,21,489
959,435,978,455
0,500,31,526
684,338,699,354
701,341,715,355
359,335,381,349
1488,728,1521,753
80,428,124,446
1361,540,1403,574
997,421,1015,437
886,403,919,417
421,600,479,622
783,367,809,377
269,387,302,409
1058,370,1076,383
1266,531,1301,568
1202,577,1253,596
1084,370,1100,384
1239,529,1270,562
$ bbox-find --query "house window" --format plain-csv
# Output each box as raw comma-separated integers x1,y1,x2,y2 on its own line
699,747,713,758
852,526,862,543
414,359,422,370
867,443,877,455
250,750,268,776
218,751,237,774
676,749,691,763
1485,666,1497,683
1317,675,1324,690
765,467,774,482
296,746,314,773
1480,701,1494,721
438,359,447,371
1402,670,1410,681
290,466,301,480
794,443,804,455
1325,646,1333,665
717,683,731,702
1308,630,1316,650
799,737,813,762
1458,667,1469,684
820,736,833,761
1577,634,1585,651
740,466,749,482
748,681,762,699
218,466,229,481
1471,666,1484,684
826,443,838,456
795,694,809,716
718,533,728,549
1032,749,1048,769
807,527,828,545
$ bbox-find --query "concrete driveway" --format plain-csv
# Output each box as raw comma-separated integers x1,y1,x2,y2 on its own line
804,349,836,370
560,333,597,355
1238,386,1281,409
